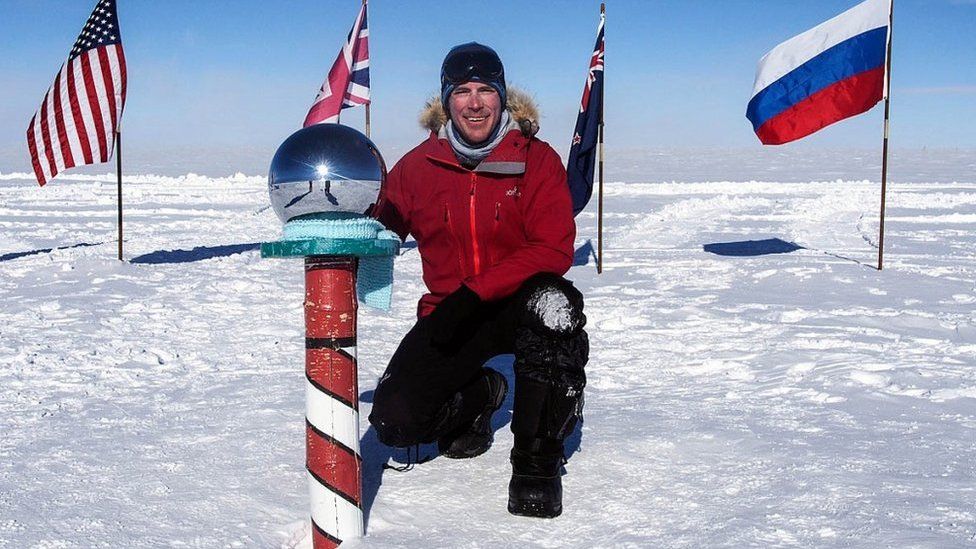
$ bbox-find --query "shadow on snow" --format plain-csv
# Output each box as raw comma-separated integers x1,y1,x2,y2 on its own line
130,243,261,264
0,241,104,263
703,238,803,257
573,239,597,267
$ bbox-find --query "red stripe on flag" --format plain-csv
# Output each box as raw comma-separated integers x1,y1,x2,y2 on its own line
97,47,118,134
303,51,351,127
354,43,368,62
66,60,94,165
38,91,59,179
27,116,47,186
756,66,885,145
306,425,362,504
51,70,76,170
304,99,340,127
79,52,108,163
116,46,128,108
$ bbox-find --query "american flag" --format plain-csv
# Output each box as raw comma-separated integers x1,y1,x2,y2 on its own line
566,13,605,216
303,1,370,127
27,0,127,187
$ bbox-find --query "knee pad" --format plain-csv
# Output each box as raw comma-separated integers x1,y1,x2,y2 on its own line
517,274,587,339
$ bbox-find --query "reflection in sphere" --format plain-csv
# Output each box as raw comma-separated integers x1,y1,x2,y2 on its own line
268,124,386,223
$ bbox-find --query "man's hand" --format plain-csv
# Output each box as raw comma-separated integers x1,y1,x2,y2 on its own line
428,285,482,348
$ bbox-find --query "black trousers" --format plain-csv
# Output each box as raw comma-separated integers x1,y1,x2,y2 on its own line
369,273,588,450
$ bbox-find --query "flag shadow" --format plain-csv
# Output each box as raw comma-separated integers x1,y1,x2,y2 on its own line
573,239,597,267
130,243,261,264
812,247,876,269
703,238,804,257
0,241,103,263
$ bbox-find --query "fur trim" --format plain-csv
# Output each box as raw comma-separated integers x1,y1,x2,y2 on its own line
419,87,540,137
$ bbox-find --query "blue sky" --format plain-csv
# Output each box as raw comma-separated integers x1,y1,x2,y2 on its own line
1,0,974,168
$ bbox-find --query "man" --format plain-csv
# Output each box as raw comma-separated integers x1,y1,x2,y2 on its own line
369,43,588,519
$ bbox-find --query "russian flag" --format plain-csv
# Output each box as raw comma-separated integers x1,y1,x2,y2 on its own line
747,0,892,145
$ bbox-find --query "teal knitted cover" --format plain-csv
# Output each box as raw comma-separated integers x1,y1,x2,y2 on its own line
281,214,398,311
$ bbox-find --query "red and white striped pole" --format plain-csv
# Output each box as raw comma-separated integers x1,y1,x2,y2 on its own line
303,256,364,547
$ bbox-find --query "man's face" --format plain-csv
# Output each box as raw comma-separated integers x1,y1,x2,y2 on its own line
448,81,502,144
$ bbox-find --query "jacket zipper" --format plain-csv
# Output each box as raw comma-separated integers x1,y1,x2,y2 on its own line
445,204,465,276
468,172,481,275
489,202,501,264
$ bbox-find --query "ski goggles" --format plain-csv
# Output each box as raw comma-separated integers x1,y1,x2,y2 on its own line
440,45,505,86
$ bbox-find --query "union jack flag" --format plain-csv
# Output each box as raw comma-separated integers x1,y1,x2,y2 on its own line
303,1,370,127
567,13,604,216
27,0,127,186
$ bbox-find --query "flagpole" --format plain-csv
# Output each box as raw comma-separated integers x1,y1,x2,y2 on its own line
116,129,123,261
878,0,894,271
363,0,370,139
365,104,371,139
597,2,606,275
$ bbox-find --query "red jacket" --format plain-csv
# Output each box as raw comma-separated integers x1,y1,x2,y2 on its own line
376,95,575,318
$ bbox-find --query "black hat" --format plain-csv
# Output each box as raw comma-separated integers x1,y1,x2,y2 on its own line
440,42,507,109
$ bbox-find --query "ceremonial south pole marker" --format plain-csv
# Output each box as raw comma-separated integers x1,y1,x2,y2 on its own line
264,123,395,547
304,255,362,546
262,239,396,547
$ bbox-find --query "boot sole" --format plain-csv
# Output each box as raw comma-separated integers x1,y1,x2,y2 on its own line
508,500,562,518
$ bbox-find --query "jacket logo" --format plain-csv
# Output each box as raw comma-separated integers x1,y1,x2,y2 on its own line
505,187,520,197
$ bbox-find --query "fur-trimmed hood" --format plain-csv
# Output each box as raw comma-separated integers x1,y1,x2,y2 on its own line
419,87,540,138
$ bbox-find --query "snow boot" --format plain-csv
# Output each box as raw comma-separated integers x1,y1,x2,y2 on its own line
506,366,581,519
507,439,565,518
506,275,588,518
506,332,586,517
438,368,508,459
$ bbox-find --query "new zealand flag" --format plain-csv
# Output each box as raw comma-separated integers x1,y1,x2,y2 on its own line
567,14,605,216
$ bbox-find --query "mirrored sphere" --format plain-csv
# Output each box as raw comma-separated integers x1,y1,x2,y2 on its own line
269,124,386,223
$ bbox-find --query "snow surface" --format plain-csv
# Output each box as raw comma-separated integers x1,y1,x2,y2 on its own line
1,158,975,547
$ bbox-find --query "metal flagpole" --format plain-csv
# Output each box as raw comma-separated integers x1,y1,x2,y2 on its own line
597,2,606,275
116,129,123,261
365,105,371,139
364,0,371,140
878,0,894,271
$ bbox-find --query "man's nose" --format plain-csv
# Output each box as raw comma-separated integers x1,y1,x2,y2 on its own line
466,93,484,110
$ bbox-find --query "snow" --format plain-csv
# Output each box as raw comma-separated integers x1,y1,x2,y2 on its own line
526,287,576,332
1,152,975,547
